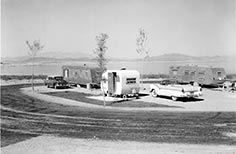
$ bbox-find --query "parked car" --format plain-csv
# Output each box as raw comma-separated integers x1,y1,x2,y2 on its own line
223,81,236,92
44,76,68,89
150,80,203,101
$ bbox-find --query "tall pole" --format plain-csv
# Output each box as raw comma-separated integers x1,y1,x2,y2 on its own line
26,40,43,91
31,55,35,91
137,28,149,90
101,80,106,107
141,55,145,89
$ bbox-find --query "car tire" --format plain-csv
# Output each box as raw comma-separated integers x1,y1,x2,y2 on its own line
151,89,158,97
122,94,127,100
171,96,177,101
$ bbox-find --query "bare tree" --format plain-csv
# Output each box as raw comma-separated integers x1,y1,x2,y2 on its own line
136,28,149,88
94,33,109,72
26,40,44,91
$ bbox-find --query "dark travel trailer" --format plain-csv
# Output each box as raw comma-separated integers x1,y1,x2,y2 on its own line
62,65,103,88
169,65,226,86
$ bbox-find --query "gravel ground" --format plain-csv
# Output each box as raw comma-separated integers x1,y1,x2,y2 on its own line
1,84,236,154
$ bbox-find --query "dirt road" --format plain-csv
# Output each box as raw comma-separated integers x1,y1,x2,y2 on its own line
1,84,236,153
2,136,236,154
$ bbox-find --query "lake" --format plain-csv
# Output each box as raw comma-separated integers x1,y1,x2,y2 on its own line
1,60,235,75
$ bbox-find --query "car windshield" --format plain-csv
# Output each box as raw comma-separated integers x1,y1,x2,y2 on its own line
160,80,175,85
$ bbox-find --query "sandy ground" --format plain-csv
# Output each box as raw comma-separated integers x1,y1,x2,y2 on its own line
1,135,236,154
21,85,236,112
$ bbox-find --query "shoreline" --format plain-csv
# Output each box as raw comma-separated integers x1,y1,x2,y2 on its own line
0,79,44,86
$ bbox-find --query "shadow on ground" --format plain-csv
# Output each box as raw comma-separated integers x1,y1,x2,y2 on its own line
155,96,204,102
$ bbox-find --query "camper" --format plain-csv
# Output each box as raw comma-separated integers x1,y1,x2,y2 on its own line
169,65,226,86
101,69,140,98
62,65,102,88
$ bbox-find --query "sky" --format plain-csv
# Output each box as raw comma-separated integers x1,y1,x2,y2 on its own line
1,0,236,58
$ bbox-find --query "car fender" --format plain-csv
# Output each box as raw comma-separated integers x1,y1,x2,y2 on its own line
150,84,160,92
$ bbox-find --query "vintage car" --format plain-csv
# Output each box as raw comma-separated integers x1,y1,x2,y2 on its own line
149,80,203,101
223,81,236,92
44,76,68,89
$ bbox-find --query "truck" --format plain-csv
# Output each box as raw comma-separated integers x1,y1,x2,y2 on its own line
150,80,203,101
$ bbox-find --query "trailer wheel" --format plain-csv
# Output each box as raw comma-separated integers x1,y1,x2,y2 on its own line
171,96,177,101
122,95,127,100
151,89,158,97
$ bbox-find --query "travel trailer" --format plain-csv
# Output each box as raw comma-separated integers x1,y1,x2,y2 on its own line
62,65,102,88
101,69,140,98
169,65,226,86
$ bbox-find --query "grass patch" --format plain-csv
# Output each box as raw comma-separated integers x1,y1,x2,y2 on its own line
1,129,38,147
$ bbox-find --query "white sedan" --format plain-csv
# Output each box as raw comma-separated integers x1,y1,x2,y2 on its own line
150,82,203,101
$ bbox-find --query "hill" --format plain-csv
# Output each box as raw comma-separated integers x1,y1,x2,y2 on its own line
1,52,236,64
145,53,236,61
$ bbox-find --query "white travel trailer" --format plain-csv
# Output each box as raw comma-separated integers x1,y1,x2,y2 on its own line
101,69,140,98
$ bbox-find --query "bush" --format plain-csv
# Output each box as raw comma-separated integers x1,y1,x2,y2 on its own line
142,73,169,79
0,75,47,81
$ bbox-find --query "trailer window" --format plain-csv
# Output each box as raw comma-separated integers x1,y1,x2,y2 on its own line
191,71,195,76
126,78,136,84
173,70,177,75
198,71,205,75
184,71,189,75
198,78,205,81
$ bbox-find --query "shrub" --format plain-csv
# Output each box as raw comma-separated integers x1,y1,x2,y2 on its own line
142,73,169,79
0,75,47,81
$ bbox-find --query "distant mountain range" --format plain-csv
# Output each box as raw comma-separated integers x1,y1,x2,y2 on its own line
144,53,236,61
1,52,236,64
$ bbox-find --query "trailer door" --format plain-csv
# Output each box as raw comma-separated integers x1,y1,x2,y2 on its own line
63,69,69,78
183,70,191,83
108,72,115,94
